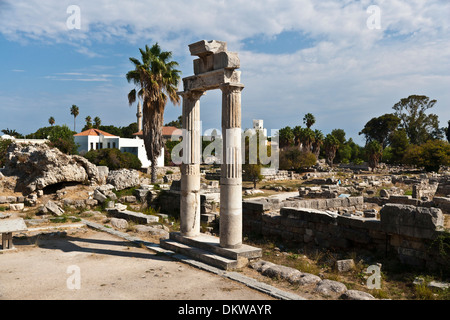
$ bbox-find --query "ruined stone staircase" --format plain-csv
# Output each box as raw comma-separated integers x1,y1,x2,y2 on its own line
160,232,262,271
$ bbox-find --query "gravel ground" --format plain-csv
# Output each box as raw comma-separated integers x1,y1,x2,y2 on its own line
0,227,277,301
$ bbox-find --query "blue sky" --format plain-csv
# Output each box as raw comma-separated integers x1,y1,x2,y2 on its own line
1,0,449,145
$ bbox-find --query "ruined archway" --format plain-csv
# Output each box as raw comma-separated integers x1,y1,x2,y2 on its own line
178,40,244,249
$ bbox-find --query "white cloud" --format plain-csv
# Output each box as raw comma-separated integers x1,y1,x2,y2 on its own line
1,0,449,141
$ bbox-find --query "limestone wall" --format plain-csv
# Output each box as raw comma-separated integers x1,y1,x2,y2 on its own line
243,201,448,270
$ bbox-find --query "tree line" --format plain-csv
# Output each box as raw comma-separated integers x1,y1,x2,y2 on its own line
277,95,450,173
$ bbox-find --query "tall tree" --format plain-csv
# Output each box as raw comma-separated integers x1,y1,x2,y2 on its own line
312,129,324,158
126,43,181,183
165,115,183,129
94,116,101,129
48,117,55,126
85,116,93,129
292,126,302,147
299,127,315,153
70,105,79,131
446,120,450,143
277,126,294,149
303,113,316,129
392,95,441,145
366,140,383,172
359,113,400,148
323,134,340,166
388,129,410,164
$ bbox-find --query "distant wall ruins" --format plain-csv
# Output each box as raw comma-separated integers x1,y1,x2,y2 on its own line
243,197,448,271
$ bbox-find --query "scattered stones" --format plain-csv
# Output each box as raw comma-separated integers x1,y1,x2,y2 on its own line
134,224,169,239
335,259,355,273
340,290,376,300
43,200,65,216
261,264,301,282
9,203,24,211
106,169,140,191
291,273,322,286
244,189,264,196
314,279,347,295
427,281,449,291
363,209,377,218
110,218,129,230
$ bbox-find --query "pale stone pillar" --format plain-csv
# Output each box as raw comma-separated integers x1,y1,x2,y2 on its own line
219,83,244,249
180,90,203,237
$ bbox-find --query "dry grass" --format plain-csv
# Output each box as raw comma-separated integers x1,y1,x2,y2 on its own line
243,235,449,300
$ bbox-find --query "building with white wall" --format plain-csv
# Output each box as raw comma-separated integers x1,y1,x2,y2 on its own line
74,128,164,168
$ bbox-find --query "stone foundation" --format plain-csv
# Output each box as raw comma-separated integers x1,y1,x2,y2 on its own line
243,198,448,271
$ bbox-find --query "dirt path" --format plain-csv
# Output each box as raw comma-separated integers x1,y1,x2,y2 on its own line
0,228,277,300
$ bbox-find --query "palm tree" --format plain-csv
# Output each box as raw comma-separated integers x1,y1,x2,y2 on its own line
85,116,92,129
126,43,181,183
366,140,383,172
70,105,79,131
312,129,324,158
277,126,294,149
303,113,316,129
94,116,101,129
299,127,315,153
323,134,340,166
48,116,55,126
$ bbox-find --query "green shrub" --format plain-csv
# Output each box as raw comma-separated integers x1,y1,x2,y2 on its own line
0,138,13,167
84,148,142,170
280,147,317,172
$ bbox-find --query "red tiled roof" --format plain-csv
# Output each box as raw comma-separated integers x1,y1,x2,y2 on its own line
133,126,182,136
74,128,118,137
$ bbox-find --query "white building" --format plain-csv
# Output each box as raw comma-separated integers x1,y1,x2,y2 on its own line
0,134,48,144
73,128,164,168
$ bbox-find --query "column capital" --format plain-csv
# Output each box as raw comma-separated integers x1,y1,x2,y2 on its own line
178,90,205,101
219,83,244,94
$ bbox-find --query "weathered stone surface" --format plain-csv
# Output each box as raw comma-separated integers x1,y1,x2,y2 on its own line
380,204,444,239
261,264,302,281
189,40,227,57
120,195,137,203
340,290,376,300
249,260,276,273
290,273,322,286
44,200,65,216
110,218,128,230
96,166,109,184
336,259,355,272
134,224,169,239
9,203,24,211
93,189,108,203
3,143,100,194
106,208,158,224
106,169,140,191
315,279,347,295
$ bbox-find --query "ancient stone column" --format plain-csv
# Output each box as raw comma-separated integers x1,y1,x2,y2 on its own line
180,90,203,237
220,83,244,248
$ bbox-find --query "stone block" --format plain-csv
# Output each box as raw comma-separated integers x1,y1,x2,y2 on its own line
183,68,241,91
189,40,227,57
193,52,240,75
336,259,355,272
110,218,129,230
9,203,24,211
380,204,443,239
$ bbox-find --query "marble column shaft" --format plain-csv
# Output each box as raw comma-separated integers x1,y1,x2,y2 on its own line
180,90,203,237
220,83,244,249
